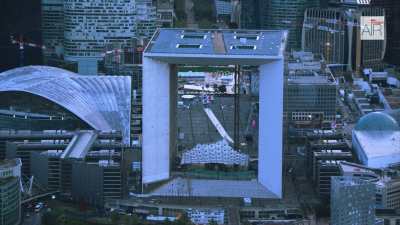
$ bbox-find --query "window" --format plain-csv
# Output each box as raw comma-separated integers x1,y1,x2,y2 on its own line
176,44,203,49
234,35,259,40
230,45,257,50
181,34,206,39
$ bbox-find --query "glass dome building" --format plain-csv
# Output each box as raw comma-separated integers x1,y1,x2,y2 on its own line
353,110,400,168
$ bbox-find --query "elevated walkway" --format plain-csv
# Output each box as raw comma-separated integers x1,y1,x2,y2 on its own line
61,131,98,159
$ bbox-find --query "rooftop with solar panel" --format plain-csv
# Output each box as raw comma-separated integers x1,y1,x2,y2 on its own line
145,29,288,58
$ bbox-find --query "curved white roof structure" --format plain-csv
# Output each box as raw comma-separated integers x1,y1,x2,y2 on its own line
0,66,131,144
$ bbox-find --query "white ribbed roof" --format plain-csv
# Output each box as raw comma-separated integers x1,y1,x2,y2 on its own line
0,66,131,144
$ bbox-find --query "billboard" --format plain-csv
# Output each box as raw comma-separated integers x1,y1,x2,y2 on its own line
360,16,385,40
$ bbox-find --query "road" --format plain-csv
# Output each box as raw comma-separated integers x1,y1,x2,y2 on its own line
22,212,42,225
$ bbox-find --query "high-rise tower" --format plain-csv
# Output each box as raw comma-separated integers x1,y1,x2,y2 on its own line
63,0,137,75
371,0,400,66
265,0,320,50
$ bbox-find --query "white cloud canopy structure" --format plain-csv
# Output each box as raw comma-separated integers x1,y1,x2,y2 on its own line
0,66,131,144
181,140,249,166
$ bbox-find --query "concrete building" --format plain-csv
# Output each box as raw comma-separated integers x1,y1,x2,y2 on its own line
0,159,21,225
142,29,287,198
352,110,400,168
331,176,376,225
302,4,386,71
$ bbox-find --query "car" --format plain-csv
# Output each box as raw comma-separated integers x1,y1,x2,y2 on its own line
34,202,44,212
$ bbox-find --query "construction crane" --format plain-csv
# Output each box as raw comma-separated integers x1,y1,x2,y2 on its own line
10,35,46,66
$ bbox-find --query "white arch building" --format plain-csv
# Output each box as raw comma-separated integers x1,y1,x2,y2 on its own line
142,29,287,198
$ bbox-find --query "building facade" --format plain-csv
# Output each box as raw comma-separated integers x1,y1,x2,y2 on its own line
72,160,122,206
136,0,158,38
41,0,64,63
331,176,376,225
285,75,338,124
302,5,386,71
240,0,319,50
63,0,137,74
371,0,400,66
154,0,175,28
266,0,320,50
0,159,21,225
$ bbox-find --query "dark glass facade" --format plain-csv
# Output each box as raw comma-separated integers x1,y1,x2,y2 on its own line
240,0,319,50
371,0,400,66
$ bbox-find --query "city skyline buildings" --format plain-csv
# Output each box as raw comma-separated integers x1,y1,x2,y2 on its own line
302,5,386,71
240,0,320,50
371,0,400,66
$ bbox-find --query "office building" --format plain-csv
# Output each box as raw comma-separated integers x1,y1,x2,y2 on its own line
62,0,136,74
331,176,376,225
41,0,64,63
285,75,337,125
285,52,338,125
266,0,319,50
316,160,343,199
0,159,21,225
302,4,386,71
2,130,136,205
136,0,158,39
240,0,319,50
142,28,287,198
340,162,400,210
31,150,62,191
72,160,122,206
371,0,400,66
352,110,400,168
100,38,146,147
240,0,261,29
312,150,353,182
154,0,175,28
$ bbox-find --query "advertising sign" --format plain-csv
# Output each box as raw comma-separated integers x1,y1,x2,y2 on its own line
360,16,385,40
